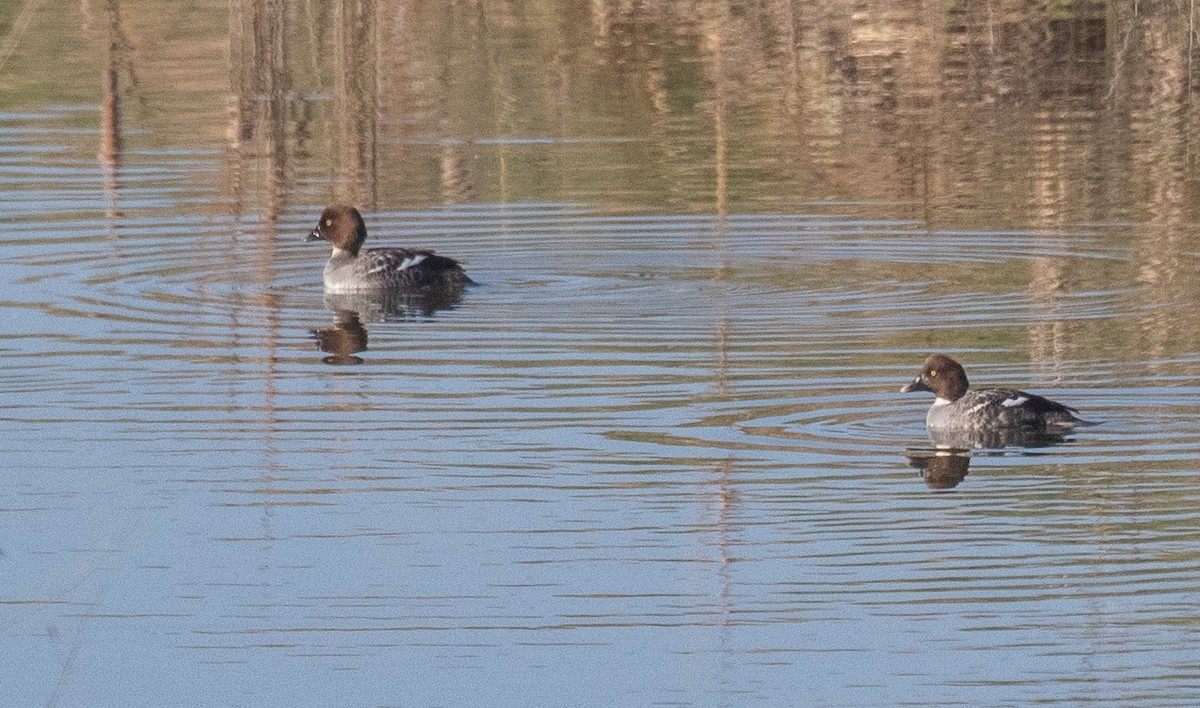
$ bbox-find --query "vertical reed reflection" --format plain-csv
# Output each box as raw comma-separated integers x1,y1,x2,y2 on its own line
227,0,292,223
99,0,135,225
1022,13,1110,371
434,16,477,207
224,0,292,551
700,2,729,219
1118,4,1200,363
332,0,377,207
712,455,736,629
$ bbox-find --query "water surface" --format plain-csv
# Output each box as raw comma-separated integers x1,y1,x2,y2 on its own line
3,2,1200,706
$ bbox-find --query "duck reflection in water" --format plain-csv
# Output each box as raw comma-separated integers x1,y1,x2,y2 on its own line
904,427,1072,490
309,288,466,365
323,286,466,321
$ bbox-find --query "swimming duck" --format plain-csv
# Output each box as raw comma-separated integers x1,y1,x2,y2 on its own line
901,354,1095,431
307,204,473,293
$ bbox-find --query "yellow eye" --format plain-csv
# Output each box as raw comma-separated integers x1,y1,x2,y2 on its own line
325,219,332,226
930,370,938,377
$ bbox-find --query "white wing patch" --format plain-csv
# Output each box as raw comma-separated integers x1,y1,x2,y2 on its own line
366,252,428,275
1000,396,1029,408
397,254,428,271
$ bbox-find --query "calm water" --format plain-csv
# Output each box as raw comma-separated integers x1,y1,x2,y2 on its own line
4,2,1200,706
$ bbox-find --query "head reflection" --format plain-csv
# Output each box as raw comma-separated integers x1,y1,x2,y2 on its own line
905,449,971,490
308,288,465,365
310,310,367,365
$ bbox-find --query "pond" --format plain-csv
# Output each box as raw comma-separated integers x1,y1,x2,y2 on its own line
2,1,1200,705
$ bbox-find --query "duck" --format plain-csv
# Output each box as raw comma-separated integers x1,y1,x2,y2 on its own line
307,204,473,293
901,354,1096,431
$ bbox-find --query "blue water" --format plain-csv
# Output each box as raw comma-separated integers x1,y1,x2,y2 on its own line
3,57,1200,708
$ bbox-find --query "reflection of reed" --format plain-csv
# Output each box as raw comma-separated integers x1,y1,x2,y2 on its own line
1116,5,1198,362
439,138,477,204
100,0,138,225
699,3,729,219
226,1,291,544
227,0,292,222
713,455,735,634
1026,107,1076,375
712,314,731,397
332,0,377,208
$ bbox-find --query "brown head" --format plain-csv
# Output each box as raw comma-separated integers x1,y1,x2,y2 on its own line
307,204,368,255
900,354,969,402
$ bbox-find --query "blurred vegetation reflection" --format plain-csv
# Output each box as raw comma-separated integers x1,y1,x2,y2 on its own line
2,0,1194,222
